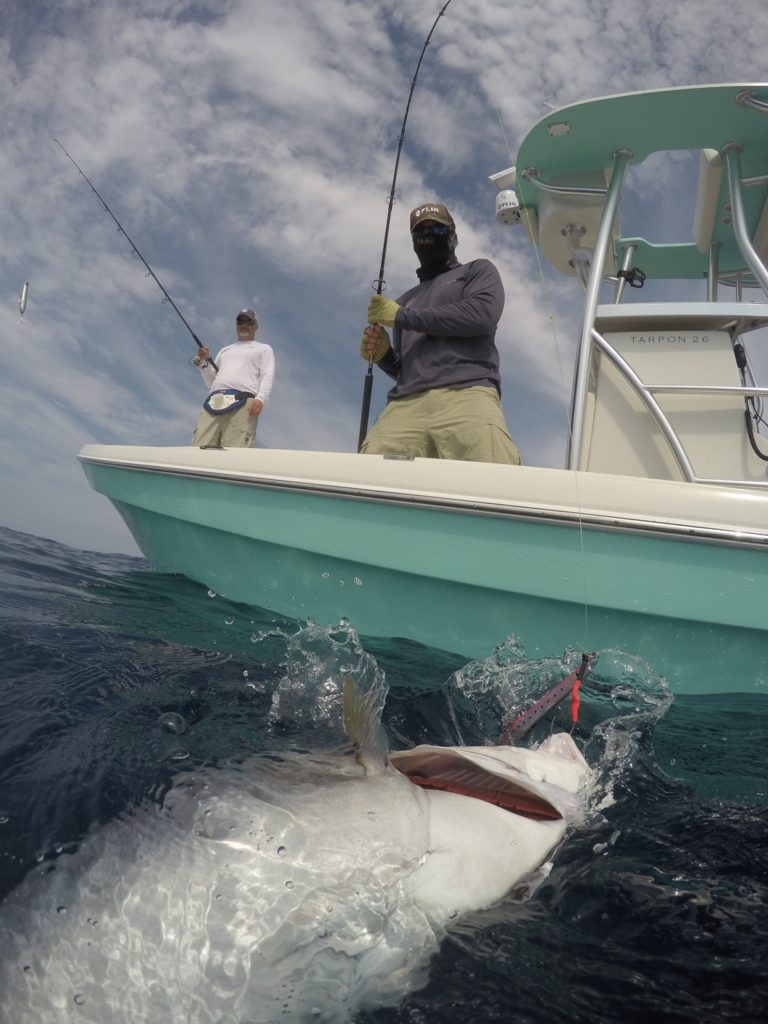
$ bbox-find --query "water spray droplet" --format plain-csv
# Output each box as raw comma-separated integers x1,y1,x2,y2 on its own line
156,712,188,735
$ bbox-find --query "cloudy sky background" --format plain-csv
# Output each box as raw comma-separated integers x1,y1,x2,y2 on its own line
1,0,767,555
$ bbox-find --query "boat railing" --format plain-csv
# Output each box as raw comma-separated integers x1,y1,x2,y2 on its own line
569,130,768,473
736,89,768,114
588,327,768,488
566,149,633,468
723,145,768,294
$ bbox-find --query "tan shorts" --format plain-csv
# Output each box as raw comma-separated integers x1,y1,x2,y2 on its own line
191,403,259,448
361,386,521,464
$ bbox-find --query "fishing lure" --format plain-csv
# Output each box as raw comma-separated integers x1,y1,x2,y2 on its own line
500,652,594,743
18,281,28,319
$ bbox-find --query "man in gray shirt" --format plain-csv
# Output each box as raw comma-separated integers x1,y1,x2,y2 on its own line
359,202,521,464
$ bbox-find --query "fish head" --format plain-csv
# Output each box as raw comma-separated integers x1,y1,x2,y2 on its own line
389,731,591,823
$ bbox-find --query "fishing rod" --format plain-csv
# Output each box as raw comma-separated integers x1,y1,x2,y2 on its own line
53,138,217,371
357,0,454,451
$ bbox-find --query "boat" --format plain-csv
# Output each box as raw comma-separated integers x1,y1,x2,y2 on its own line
79,82,768,697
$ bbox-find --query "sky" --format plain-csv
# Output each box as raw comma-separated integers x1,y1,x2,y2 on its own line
1,0,767,556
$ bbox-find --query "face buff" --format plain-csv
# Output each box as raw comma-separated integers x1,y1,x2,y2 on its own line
412,223,460,280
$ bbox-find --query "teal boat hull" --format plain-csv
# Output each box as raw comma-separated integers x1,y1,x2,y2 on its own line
80,451,768,696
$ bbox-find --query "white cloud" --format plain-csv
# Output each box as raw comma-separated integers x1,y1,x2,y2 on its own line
1,0,766,553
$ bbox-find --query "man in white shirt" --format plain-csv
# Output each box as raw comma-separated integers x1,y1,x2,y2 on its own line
191,308,275,448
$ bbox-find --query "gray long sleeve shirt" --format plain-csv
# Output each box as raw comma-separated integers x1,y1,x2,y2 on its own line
377,258,505,401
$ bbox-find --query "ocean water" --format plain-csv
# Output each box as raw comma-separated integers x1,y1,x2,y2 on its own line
0,523,766,1023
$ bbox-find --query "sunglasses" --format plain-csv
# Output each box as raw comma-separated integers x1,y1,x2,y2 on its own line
412,224,451,239
236,319,254,326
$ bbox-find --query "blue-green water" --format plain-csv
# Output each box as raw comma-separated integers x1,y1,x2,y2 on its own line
0,525,766,1022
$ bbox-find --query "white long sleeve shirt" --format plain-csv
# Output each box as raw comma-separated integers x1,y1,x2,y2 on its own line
200,340,276,405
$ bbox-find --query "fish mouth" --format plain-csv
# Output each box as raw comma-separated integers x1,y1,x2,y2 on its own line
390,748,563,821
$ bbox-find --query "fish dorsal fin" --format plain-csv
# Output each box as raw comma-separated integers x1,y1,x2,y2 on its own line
342,675,389,775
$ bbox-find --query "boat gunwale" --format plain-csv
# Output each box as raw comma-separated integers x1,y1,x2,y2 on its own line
78,452,768,551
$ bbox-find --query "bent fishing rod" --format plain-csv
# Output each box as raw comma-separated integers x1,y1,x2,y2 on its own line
357,0,454,451
54,138,217,371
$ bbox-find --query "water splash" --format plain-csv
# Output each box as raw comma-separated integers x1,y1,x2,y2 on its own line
267,620,386,742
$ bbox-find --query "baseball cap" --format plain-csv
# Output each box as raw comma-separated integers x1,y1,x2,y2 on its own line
410,203,454,231
236,308,258,325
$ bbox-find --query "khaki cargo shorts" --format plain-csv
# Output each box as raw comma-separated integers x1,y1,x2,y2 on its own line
361,386,521,464
191,404,259,448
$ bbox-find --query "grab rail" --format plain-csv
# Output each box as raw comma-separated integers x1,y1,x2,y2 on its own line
588,328,768,487
589,329,695,480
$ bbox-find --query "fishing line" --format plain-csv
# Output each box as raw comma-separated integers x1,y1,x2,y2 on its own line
357,0,454,451
53,139,217,370
492,101,593,655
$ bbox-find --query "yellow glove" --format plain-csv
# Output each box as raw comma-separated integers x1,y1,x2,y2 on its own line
359,326,391,363
367,294,400,327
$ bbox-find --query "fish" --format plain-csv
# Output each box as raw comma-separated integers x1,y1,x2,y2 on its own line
18,281,28,318
0,678,592,1024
